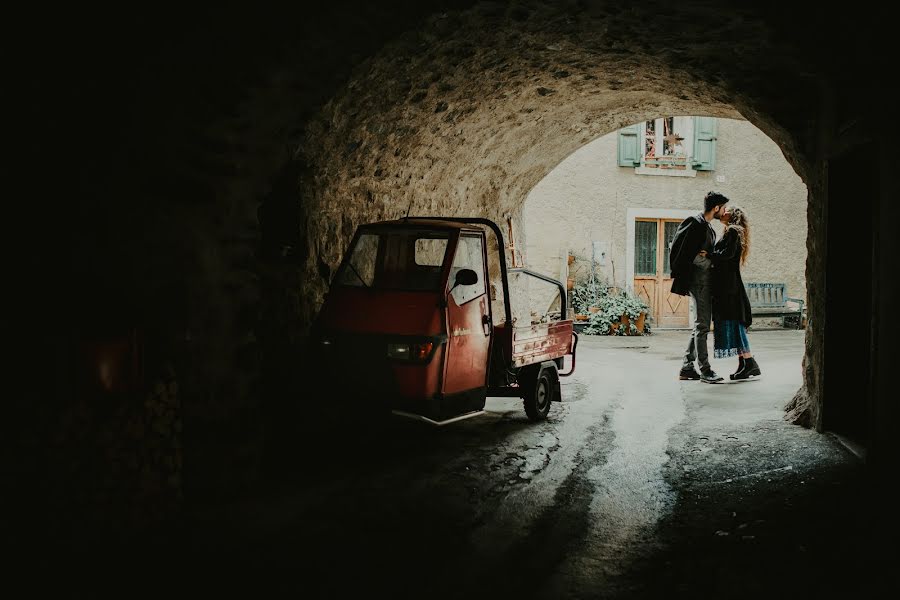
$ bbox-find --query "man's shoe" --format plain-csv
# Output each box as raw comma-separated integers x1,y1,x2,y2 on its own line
732,357,761,380
700,369,724,384
679,367,702,380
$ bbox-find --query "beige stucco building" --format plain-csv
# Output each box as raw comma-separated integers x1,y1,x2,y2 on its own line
521,117,808,328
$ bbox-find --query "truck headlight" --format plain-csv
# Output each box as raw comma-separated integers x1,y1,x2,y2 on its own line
387,342,435,361
387,343,410,359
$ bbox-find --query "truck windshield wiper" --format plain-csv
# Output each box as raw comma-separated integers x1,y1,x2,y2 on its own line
346,261,368,287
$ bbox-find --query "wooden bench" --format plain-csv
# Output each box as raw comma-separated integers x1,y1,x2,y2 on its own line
745,283,805,329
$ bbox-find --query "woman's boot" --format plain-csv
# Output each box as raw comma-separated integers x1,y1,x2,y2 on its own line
730,356,746,380
733,357,761,380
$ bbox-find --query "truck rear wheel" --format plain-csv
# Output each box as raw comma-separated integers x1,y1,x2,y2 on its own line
523,370,554,421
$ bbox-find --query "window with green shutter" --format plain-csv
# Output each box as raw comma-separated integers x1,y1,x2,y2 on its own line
692,116,717,171
620,118,693,171
620,117,715,173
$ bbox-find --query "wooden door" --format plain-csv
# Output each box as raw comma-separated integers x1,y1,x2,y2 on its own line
633,219,690,328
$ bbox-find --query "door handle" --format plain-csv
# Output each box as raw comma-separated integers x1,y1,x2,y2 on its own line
482,314,492,336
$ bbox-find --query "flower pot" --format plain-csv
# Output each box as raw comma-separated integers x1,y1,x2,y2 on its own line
630,312,646,336
575,314,589,321
588,306,600,313
567,254,576,266
566,277,575,290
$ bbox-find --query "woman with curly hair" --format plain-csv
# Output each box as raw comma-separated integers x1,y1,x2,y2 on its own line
701,206,762,381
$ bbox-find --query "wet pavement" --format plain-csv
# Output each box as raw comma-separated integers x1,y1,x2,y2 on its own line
82,330,879,597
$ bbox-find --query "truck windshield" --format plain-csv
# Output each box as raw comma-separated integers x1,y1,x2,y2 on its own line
334,229,452,291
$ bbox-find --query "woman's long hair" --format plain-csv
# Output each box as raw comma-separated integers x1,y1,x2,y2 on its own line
726,206,751,266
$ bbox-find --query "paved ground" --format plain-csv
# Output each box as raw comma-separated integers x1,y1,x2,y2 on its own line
68,330,881,597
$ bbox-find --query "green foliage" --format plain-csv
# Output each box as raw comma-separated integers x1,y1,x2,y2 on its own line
571,279,607,315
582,289,650,336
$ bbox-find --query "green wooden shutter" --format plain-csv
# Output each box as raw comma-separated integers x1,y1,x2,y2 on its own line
692,117,717,171
618,123,641,167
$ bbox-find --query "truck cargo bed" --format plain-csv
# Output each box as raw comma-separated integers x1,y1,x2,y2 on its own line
511,320,574,367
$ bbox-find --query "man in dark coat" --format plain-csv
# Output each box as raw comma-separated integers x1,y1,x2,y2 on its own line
669,191,729,382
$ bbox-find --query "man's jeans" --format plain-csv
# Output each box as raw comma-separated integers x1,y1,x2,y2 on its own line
683,259,712,372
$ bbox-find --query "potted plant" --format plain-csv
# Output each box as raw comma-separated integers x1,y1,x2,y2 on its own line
632,311,647,335
582,289,650,336
572,279,607,315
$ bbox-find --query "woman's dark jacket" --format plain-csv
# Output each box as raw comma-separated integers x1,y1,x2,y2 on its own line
709,228,752,326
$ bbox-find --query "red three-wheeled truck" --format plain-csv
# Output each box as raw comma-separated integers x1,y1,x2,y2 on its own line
313,217,578,425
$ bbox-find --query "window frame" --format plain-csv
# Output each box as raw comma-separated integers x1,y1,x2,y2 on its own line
639,116,694,169
448,232,488,306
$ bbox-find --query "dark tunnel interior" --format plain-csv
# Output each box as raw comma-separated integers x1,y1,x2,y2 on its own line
4,1,899,597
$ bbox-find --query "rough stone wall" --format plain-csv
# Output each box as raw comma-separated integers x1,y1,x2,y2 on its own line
521,118,808,318
785,167,826,430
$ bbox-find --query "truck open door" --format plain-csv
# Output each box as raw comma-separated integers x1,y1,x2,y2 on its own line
441,232,493,416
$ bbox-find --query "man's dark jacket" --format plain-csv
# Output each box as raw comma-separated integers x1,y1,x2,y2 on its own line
669,214,715,296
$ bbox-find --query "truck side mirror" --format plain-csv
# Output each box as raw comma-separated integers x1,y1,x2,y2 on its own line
454,268,478,287
443,269,478,307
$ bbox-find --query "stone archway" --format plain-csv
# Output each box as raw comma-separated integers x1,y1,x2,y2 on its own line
288,1,824,439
